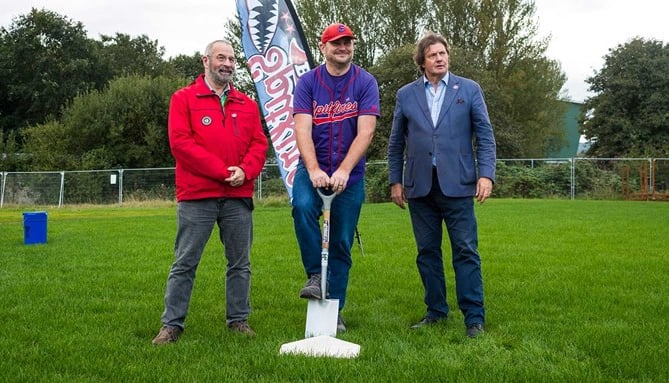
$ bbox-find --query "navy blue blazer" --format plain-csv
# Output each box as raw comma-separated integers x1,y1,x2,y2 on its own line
388,73,496,199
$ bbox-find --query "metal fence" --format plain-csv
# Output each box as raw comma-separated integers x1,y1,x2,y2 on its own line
1,158,668,207
493,157,668,200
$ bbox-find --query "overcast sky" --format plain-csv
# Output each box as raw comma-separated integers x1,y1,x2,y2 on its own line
2,0,668,102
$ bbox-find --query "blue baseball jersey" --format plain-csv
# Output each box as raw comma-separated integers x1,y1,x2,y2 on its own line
293,63,380,185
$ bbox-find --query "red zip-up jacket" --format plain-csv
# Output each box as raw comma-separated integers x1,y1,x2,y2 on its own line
168,75,268,201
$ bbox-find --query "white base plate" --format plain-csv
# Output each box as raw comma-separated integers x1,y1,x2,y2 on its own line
279,335,360,358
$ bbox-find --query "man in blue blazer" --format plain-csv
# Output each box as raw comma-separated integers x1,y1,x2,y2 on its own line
387,32,496,338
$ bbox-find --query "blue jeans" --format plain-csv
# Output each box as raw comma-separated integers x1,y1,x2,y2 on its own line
408,174,485,326
161,198,253,329
291,162,365,310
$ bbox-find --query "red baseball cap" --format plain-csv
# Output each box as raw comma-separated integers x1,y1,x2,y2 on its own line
321,23,356,43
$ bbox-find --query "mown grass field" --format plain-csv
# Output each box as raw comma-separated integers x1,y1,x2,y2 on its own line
0,199,667,382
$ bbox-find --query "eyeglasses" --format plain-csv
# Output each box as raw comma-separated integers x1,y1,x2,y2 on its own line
210,54,236,64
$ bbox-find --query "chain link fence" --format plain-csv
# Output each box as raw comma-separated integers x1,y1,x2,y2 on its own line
2,158,668,207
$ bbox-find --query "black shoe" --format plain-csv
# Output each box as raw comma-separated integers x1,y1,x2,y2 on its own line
410,316,446,329
337,315,347,334
466,323,484,338
299,274,322,299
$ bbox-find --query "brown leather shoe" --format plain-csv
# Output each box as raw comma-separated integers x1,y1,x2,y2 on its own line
152,325,183,345
228,320,256,336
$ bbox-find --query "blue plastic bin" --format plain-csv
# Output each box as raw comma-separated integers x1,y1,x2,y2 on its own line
23,211,48,245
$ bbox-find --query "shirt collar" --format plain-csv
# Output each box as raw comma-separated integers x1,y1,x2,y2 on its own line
204,77,230,97
423,73,449,87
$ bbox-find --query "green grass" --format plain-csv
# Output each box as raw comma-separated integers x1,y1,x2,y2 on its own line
1,200,667,382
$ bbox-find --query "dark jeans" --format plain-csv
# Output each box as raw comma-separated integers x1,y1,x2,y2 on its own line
161,198,253,329
291,162,365,310
408,174,485,326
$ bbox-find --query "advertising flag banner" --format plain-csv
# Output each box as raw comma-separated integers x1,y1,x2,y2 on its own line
235,0,314,199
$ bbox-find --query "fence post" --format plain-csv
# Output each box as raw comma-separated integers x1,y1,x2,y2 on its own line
0,171,6,208
257,167,264,200
118,169,124,205
570,158,575,200
648,158,654,194
59,171,65,207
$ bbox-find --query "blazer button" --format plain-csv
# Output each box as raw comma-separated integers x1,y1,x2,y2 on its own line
428,152,433,156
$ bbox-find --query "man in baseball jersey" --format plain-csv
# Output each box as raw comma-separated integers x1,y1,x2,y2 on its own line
291,23,380,333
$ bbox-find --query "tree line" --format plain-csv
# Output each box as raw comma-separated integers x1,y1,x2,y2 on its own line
1,2,667,174
0,8,202,171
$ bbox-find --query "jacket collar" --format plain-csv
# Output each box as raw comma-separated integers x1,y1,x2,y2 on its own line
412,73,461,127
194,74,245,103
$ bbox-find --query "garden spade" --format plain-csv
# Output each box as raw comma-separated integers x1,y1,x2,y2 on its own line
279,187,360,358
304,188,339,338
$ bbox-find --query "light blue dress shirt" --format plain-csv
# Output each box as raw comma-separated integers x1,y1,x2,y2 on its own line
424,73,449,166
424,73,449,127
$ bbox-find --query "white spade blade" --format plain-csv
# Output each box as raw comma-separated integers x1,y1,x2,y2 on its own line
305,298,339,338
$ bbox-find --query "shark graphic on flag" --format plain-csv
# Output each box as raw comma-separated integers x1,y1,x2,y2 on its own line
236,0,315,199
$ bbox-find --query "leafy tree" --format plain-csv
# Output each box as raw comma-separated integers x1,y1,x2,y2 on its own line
96,33,168,78
0,8,104,141
166,53,204,81
580,38,669,157
377,0,429,49
0,130,24,171
427,0,567,157
368,44,420,160
420,1,566,158
292,0,429,69
22,75,187,170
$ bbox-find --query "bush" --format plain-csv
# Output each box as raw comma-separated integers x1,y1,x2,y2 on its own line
365,162,389,203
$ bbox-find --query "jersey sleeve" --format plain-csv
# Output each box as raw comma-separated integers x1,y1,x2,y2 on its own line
357,71,381,117
292,70,315,115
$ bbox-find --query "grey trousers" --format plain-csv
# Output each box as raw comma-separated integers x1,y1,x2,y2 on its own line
161,198,253,329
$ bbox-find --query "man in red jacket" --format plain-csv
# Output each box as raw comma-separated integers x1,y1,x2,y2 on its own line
153,39,268,345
